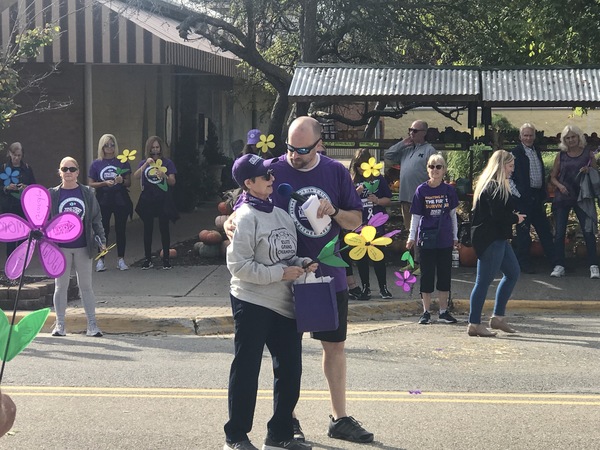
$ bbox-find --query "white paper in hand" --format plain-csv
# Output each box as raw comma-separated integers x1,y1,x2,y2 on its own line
301,194,331,234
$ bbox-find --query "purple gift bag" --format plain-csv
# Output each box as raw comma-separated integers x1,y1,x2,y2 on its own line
293,276,339,332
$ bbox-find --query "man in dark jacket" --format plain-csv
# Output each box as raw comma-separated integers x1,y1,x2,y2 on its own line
510,123,556,273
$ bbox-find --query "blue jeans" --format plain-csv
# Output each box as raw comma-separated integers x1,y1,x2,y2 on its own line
553,205,598,267
469,240,520,324
224,295,302,444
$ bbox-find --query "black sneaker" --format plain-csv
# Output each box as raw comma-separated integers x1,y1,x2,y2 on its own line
263,435,312,449
357,286,371,301
327,415,374,443
418,311,431,324
223,440,259,450
348,286,362,300
141,259,153,270
163,260,172,270
292,418,305,442
439,311,458,323
379,286,392,299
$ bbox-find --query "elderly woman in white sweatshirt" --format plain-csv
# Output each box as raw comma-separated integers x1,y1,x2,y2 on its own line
223,154,316,450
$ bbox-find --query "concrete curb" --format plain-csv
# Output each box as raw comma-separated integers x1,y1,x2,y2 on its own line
14,298,600,337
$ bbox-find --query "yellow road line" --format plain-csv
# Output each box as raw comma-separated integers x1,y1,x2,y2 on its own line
3,387,600,405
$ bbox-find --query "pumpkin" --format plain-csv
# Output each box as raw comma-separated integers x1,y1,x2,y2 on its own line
218,201,233,215
198,229,212,242
529,240,544,258
215,215,229,230
194,241,221,258
159,248,177,258
221,239,231,256
201,230,223,245
458,245,477,267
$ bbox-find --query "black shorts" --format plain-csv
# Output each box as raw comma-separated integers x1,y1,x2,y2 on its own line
311,290,348,343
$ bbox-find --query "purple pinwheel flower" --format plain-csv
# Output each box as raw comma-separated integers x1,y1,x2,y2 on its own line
0,185,83,279
394,270,417,292
0,167,19,186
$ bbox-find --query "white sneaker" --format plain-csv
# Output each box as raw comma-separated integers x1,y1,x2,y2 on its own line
117,258,129,271
95,258,106,272
86,323,103,337
591,265,600,279
51,322,65,336
550,265,565,277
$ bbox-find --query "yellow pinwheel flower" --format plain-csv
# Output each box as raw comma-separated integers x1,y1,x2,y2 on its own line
256,134,275,153
117,149,137,163
344,225,392,261
360,157,384,178
148,159,167,177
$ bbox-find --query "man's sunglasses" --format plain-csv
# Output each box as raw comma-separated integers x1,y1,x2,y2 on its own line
409,128,426,133
285,138,322,155
428,164,444,170
60,167,78,173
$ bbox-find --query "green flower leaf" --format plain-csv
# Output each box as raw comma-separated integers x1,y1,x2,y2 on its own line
0,308,50,362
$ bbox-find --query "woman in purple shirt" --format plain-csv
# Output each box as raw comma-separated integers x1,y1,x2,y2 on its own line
133,136,179,270
549,125,599,279
88,134,133,272
407,154,459,325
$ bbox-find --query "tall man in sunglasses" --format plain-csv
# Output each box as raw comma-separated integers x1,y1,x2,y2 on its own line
225,116,374,444
384,120,436,267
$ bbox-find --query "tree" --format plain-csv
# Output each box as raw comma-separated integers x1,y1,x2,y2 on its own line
142,0,600,140
0,20,62,131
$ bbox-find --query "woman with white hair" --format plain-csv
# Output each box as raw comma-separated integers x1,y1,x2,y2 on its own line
550,125,599,279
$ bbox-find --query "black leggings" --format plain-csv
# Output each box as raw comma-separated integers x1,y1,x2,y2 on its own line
142,214,170,260
356,256,387,289
100,204,129,258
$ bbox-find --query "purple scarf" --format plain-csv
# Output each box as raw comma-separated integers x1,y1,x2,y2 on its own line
237,191,274,213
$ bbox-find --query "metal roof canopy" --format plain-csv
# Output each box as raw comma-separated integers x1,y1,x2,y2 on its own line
289,64,600,107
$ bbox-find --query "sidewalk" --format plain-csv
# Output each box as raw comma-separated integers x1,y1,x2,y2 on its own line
6,201,600,336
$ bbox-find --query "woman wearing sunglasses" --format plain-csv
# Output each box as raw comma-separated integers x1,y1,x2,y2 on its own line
49,157,106,337
224,153,315,450
88,134,133,272
133,136,178,270
407,154,459,325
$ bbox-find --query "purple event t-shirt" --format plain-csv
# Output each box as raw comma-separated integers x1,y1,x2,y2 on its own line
356,174,393,229
88,158,132,206
137,157,177,200
57,185,86,248
410,182,459,248
270,154,363,293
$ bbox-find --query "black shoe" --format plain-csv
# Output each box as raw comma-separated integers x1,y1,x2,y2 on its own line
327,415,374,443
357,285,371,301
520,266,536,274
263,435,312,449
348,286,362,300
141,259,153,270
163,260,172,270
292,418,305,442
438,311,458,324
379,286,392,299
418,311,431,324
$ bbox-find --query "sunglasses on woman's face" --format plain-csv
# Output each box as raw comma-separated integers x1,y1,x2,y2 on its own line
150,152,161,156
61,166,78,173
428,164,444,170
261,169,274,181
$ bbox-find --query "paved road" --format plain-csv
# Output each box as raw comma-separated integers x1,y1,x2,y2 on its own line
4,313,600,449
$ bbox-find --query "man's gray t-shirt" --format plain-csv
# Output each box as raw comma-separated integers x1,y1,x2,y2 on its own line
385,141,436,202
